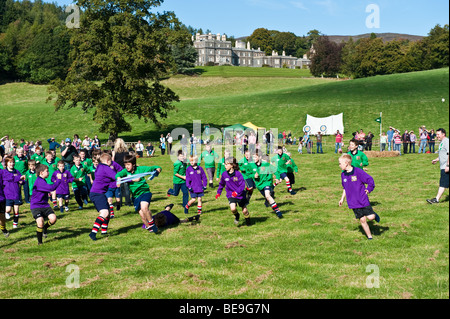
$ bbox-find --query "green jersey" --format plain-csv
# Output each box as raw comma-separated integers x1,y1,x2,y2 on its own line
270,153,291,178
216,157,226,179
173,160,187,184
116,166,161,198
30,153,45,164
25,169,37,196
42,160,58,184
198,150,219,168
14,155,28,174
248,161,277,191
238,157,254,180
84,164,97,181
287,158,298,173
348,150,369,169
81,158,93,169
70,164,87,188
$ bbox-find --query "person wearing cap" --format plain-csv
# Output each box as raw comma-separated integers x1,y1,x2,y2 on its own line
47,137,61,151
61,138,78,170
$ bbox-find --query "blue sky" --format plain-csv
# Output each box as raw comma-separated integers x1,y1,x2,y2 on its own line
49,0,448,37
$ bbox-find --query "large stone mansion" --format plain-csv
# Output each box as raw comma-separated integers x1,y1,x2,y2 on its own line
193,33,311,69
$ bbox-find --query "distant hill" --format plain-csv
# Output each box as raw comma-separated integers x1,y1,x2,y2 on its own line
237,33,424,43
326,33,424,43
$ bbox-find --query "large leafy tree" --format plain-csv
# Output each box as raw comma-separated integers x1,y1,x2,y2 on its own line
48,0,179,140
310,36,344,77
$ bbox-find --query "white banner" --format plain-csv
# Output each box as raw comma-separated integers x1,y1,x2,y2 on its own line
305,113,344,135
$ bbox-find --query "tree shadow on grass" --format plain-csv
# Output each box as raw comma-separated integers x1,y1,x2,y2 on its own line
119,122,238,143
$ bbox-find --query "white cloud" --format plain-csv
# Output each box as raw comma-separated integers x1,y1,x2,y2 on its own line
290,1,309,11
315,0,338,15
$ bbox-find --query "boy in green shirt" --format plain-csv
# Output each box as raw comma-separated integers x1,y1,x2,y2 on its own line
25,160,38,199
271,146,296,195
239,150,255,202
116,155,162,233
14,148,30,203
70,155,89,210
30,147,45,164
250,151,283,218
198,144,219,188
348,139,369,170
167,150,189,214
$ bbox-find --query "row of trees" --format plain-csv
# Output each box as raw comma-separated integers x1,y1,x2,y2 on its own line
0,0,198,84
310,25,449,78
246,27,320,58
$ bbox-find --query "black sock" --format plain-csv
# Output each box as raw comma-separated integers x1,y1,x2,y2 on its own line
36,227,43,244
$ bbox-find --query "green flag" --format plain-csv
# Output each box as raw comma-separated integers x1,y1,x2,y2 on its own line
375,117,382,124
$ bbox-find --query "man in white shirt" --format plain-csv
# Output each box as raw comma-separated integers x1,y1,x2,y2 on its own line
135,140,144,157
427,128,449,204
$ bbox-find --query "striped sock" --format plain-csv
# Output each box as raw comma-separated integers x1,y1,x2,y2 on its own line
285,181,292,192
101,217,110,235
146,219,155,231
92,216,105,234
197,205,202,215
13,212,19,227
185,202,191,210
270,202,280,213
109,205,115,218
52,199,57,207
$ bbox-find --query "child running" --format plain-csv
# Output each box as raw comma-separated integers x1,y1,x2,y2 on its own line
185,156,207,215
271,146,296,195
88,153,119,240
30,164,63,245
115,155,162,234
42,151,59,208
167,150,189,214
216,157,251,226
348,138,369,170
338,154,380,240
239,150,255,202
2,156,26,228
51,160,74,213
0,168,10,237
198,143,219,188
250,151,283,219
70,155,89,210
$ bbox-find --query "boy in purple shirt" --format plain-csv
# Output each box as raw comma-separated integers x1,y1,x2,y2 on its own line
185,156,207,215
338,154,380,240
2,156,25,228
51,160,74,213
89,153,118,241
0,168,10,237
31,164,63,245
106,159,123,219
216,157,251,226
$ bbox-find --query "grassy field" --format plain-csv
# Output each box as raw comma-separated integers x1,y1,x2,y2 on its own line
0,67,449,300
0,146,448,299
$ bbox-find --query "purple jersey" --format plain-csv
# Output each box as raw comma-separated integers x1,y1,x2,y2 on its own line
108,161,123,189
31,176,62,209
51,170,74,195
185,165,207,193
341,167,375,209
217,170,246,200
90,163,117,194
2,168,23,200
0,170,5,202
